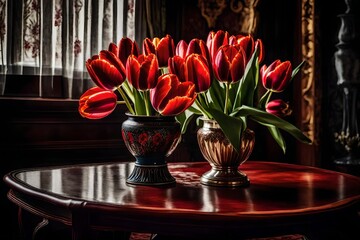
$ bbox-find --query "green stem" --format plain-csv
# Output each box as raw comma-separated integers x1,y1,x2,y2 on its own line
202,91,210,106
224,82,229,114
266,90,273,105
195,98,212,119
258,90,271,109
144,90,152,116
121,81,134,103
160,66,168,75
116,86,135,114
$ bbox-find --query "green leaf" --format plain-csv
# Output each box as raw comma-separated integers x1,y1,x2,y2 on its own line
228,81,240,111
237,106,312,144
204,107,245,152
208,79,226,111
234,47,259,110
267,126,286,153
176,110,196,134
187,105,202,115
122,81,135,103
291,60,305,79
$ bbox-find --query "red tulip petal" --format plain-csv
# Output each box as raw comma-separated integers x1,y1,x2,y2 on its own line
151,74,196,116
137,54,159,90
143,38,156,55
186,54,211,92
160,95,196,116
126,54,159,90
230,49,246,82
214,48,231,82
108,42,118,56
150,74,175,110
176,40,188,59
126,55,141,89
90,59,125,90
168,56,186,82
86,58,106,89
99,50,126,82
256,39,265,64
118,37,140,66
156,35,175,67
237,35,254,61
79,87,117,119
175,81,196,97
208,30,229,63
267,61,292,91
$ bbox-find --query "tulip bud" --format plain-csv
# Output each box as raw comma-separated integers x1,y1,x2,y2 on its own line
266,99,292,118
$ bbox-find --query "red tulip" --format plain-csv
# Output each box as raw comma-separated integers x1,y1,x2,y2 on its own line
143,35,175,67
213,45,247,83
206,30,229,64
168,55,186,82
261,60,292,92
150,74,196,116
79,87,117,119
108,37,140,67
266,99,292,117
126,54,159,90
229,35,264,64
176,40,188,59
86,50,126,91
185,53,211,93
142,37,156,55
108,42,118,55
186,39,211,63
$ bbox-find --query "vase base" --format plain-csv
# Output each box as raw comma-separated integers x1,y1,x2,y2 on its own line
200,168,250,187
126,164,176,186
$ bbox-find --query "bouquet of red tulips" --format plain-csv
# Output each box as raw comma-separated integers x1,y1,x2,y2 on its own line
79,30,312,153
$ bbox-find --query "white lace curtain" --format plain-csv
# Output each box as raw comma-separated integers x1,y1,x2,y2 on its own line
0,0,140,98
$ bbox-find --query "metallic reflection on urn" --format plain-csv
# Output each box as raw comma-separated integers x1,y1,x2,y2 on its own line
197,118,255,187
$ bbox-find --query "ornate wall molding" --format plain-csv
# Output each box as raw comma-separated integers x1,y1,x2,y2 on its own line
198,0,259,34
198,0,227,28
301,0,316,144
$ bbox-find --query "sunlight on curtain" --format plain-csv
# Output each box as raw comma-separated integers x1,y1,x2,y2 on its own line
0,0,137,99
0,0,6,94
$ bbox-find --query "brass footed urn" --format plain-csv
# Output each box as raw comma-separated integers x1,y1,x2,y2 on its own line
197,118,255,187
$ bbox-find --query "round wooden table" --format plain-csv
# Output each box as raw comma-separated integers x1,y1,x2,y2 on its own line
3,161,360,240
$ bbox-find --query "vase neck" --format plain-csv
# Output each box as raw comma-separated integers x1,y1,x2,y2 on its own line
202,119,220,129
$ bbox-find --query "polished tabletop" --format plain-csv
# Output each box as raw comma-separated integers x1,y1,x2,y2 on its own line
4,161,360,239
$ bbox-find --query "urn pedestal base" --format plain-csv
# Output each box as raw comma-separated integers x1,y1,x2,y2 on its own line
200,167,250,187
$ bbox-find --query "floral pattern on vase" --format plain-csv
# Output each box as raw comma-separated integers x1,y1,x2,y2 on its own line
121,113,181,186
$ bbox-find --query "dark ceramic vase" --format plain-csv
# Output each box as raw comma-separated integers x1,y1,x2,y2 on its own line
121,113,181,186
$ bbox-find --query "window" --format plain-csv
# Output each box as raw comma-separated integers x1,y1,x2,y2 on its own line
0,0,137,98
